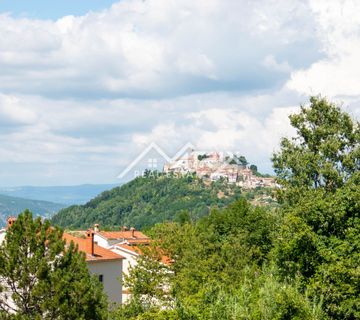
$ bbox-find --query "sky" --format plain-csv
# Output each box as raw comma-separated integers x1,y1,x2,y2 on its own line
0,0,359,186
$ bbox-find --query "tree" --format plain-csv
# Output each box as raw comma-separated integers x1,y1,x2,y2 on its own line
0,210,108,319
197,154,209,161
114,199,323,320
273,176,360,319
113,245,173,320
229,155,248,167
250,164,258,174
271,97,360,319
272,96,359,199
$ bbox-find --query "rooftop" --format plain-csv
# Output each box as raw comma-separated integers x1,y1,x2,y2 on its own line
115,243,172,265
97,230,149,241
63,232,124,262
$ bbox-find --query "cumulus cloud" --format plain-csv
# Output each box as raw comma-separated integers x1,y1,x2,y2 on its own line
130,92,299,172
287,0,360,103
0,89,300,184
0,0,319,98
0,0,359,186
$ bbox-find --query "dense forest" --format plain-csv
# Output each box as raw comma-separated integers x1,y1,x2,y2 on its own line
51,174,243,229
113,97,359,320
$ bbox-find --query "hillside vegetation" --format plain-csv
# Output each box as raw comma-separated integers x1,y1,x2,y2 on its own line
0,194,65,227
51,174,242,229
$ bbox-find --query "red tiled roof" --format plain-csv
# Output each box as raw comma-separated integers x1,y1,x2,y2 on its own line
117,243,143,255
63,232,124,262
97,230,149,240
116,243,172,266
126,238,151,244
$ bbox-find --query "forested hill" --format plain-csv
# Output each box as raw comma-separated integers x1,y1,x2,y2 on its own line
51,174,242,229
0,194,65,227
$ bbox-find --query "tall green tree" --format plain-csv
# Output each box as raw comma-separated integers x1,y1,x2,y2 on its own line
272,96,359,200
0,210,108,320
272,97,360,319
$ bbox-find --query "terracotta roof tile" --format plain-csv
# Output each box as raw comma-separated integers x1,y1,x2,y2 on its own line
97,230,149,240
63,232,124,262
116,243,172,266
126,238,151,244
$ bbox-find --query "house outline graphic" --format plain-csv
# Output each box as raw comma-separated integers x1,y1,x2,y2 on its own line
117,142,196,179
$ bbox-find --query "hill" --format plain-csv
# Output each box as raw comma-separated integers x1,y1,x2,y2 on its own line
51,174,242,229
0,194,66,227
0,184,118,205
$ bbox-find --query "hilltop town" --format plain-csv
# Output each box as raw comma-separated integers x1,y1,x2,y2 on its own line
164,151,277,189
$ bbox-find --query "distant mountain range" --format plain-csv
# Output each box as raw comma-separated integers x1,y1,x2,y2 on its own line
0,184,119,205
0,194,66,227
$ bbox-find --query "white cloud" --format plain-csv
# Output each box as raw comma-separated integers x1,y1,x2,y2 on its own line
0,89,301,183
130,97,299,172
0,0,318,98
0,0,358,186
262,55,292,73
0,94,38,125
287,0,360,102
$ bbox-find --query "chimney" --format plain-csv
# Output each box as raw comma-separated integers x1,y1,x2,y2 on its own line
7,216,16,229
94,224,100,232
130,227,136,238
121,226,128,232
85,229,95,256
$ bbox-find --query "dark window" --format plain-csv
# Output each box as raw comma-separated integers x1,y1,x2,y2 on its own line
99,275,103,283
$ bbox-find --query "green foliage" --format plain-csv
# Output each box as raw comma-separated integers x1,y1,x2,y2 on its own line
250,164,258,174
51,175,242,229
0,210,108,319
229,155,248,166
197,154,209,161
273,177,360,319
272,98,360,319
272,96,359,200
115,200,324,320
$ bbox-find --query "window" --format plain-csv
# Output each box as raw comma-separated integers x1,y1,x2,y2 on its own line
98,274,103,283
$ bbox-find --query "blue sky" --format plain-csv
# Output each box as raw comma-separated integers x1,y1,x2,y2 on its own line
0,0,359,186
0,0,118,19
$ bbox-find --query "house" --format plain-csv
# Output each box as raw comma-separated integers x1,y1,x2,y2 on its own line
63,230,124,305
111,239,171,303
91,224,171,303
91,225,151,302
0,218,17,312
93,225,150,248
111,242,144,303
0,216,16,245
1,218,124,309
0,225,7,244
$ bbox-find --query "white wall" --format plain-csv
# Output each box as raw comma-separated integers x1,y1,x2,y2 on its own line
0,230,6,246
87,259,123,305
111,246,139,303
94,234,123,248
93,234,110,248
